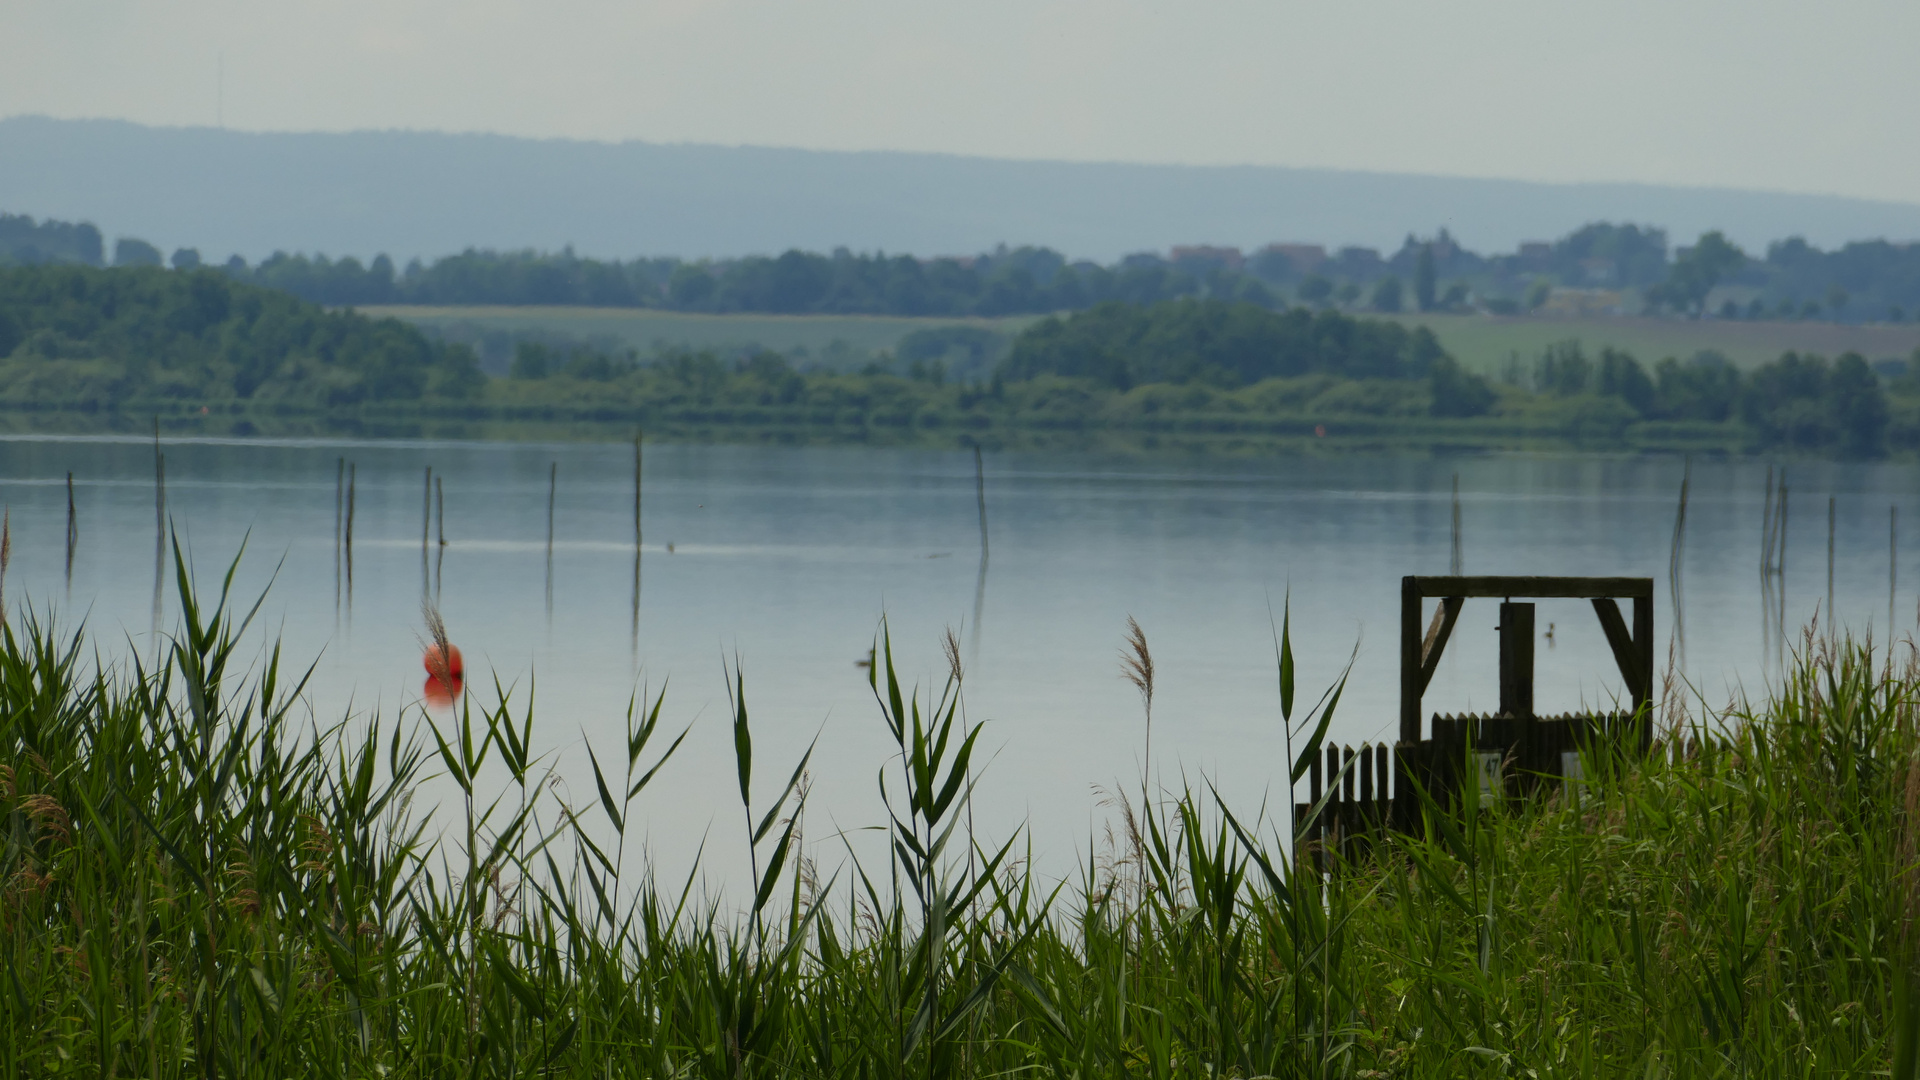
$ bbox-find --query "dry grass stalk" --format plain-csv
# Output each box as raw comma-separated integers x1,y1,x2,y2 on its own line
1121,616,1155,775
943,626,963,685
421,598,454,683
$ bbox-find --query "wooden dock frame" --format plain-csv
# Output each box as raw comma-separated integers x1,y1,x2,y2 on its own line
1296,576,1655,861
1400,575,1654,745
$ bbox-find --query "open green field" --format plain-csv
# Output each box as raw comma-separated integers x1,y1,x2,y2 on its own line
360,305,1043,366
366,304,1920,376
1383,311,1920,373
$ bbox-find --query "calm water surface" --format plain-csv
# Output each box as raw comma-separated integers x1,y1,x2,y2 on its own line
0,436,1904,891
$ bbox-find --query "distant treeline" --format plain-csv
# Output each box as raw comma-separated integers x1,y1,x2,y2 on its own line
0,265,482,408
0,264,1911,457
6,209,1920,323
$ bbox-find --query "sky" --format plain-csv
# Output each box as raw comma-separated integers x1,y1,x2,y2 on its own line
2,0,1917,206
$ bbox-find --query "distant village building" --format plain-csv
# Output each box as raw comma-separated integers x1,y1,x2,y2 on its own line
1256,243,1328,275
1577,257,1618,285
1540,288,1626,318
1328,246,1387,281
1517,242,1553,271
1169,245,1245,272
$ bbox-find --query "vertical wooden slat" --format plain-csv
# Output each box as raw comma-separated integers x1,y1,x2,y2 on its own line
1359,743,1373,803
1632,593,1654,717
1401,576,1422,743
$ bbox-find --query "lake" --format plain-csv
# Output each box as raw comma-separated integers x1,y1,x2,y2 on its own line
0,435,1902,893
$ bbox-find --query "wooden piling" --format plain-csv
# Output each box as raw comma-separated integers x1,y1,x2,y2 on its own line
345,462,356,596
546,462,557,616
65,472,76,585
974,445,988,560
1828,495,1836,622
1449,473,1462,575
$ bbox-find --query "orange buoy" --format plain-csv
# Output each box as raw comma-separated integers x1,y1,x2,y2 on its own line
423,643,464,708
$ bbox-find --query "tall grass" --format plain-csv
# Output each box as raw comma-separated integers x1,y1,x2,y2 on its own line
2,549,1918,1076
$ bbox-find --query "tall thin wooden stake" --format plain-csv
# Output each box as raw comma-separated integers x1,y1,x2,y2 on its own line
1891,504,1898,631
1669,457,1691,667
345,462,356,602
64,471,76,587
546,462,557,617
1828,495,1836,627
974,445,988,560
334,457,344,613
152,418,165,637
641,430,648,664
423,467,433,552
633,432,643,548
1761,464,1776,576
1450,473,1462,575
971,444,989,664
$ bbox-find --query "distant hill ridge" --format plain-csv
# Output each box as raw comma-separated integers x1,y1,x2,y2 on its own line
3,115,1920,264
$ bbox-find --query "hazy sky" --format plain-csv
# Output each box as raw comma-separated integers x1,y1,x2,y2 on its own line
4,0,1917,205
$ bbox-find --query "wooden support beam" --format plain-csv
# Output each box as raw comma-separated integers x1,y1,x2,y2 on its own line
1411,575,1652,599
1418,595,1464,694
1401,577,1422,743
1498,602,1536,718
1632,594,1654,715
1592,598,1647,709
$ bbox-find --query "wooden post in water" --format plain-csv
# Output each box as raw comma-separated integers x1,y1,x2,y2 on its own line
633,432,643,548
1761,465,1775,576
632,431,643,662
1668,458,1691,666
645,424,652,661
334,458,344,611
65,472,76,586
152,419,165,635
1450,473,1462,575
434,476,446,600
1828,495,1837,624
345,462,356,599
546,462,557,616
974,445,988,560
1893,505,1899,631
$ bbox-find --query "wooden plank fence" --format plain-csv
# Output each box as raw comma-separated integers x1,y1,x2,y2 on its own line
1294,710,1652,859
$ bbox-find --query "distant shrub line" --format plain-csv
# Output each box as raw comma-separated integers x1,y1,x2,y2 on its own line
0,266,1911,456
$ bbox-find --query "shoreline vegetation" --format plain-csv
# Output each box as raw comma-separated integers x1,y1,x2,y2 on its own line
1,264,1916,457
2,554,1917,1073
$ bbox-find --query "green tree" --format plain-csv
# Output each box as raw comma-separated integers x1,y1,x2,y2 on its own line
1829,352,1888,456
1429,355,1494,416
510,342,552,379
170,248,202,270
1652,231,1745,314
1414,244,1436,311
1371,276,1404,313
114,238,163,267
1524,278,1552,311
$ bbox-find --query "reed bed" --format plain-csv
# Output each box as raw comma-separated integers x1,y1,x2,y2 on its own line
2,550,1919,1077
